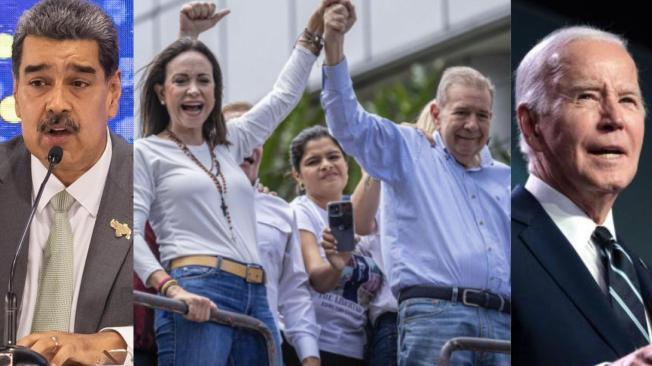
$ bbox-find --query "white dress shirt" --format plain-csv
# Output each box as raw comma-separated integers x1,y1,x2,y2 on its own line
525,174,651,336
17,133,133,361
255,190,320,362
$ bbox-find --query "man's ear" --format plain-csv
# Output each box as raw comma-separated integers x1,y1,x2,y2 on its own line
107,71,122,118
517,103,544,152
430,102,441,130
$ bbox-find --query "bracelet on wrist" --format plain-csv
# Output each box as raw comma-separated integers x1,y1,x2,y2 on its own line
155,275,172,293
159,278,179,296
298,28,324,56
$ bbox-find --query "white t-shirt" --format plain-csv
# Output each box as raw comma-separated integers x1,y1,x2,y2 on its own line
133,47,317,283
134,136,259,277
291,195,375,360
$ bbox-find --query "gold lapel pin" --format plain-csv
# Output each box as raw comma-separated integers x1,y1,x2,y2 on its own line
110,219,132,240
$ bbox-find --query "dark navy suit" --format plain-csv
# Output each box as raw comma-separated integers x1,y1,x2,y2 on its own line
512,185,652,365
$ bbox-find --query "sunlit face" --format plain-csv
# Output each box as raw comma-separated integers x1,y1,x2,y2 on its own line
156,50,215,135
294,137,348,199
535,39,644,197
14,36,121,172
435,84,492,167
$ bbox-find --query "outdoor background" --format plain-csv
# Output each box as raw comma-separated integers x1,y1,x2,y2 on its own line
134,0,511,200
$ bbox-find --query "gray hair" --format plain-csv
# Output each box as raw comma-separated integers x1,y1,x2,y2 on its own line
12,0,119,79
514,26,629,170
435,66,495,108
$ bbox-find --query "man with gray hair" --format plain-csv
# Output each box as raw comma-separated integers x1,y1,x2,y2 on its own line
0,0,132,364
512,25,652,365
320,3,510,365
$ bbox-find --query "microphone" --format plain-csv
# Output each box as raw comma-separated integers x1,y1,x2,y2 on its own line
1,146,62,365
48,146,63,165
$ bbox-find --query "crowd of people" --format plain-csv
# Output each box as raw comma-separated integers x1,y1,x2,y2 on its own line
132,1,510,365
5,0,650,365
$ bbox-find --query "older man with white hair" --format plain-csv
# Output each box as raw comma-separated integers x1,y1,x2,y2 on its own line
320,3,510,365
512,25,652,365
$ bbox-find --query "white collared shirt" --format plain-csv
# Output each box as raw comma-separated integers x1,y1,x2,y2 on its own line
525,175,651,337
17,133,133,359
255,190,320,362
525,175,612,293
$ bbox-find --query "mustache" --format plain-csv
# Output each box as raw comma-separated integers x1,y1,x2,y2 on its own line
36,113,80,134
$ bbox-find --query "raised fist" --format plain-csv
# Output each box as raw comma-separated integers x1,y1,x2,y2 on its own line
179,2,230,39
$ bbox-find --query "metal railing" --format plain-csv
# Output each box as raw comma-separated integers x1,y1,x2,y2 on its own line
438,337,511,366
133,290,279,366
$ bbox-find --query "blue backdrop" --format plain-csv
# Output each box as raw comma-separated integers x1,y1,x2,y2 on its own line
0,0,133,143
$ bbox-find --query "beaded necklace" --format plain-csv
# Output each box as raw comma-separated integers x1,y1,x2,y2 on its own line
166,129,236,244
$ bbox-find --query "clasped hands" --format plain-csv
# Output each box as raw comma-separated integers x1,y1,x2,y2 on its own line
178,0,357,50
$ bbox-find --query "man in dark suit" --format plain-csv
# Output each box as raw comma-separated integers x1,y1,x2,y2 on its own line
513,25,652,365
0,0,132,364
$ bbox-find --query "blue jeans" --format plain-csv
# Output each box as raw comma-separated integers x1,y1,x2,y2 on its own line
398,298,510,366
367,312,398,366
155,265,282,366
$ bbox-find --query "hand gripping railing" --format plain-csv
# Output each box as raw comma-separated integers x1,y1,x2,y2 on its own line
133,290,278,366
438,337,511,366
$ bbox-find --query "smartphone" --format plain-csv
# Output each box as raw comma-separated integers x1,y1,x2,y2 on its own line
327,200,355,252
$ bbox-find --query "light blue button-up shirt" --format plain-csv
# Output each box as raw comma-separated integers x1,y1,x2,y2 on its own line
321,58,511,299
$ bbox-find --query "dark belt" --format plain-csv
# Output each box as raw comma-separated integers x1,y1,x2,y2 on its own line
399,286,510,314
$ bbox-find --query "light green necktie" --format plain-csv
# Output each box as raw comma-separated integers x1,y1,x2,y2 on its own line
31,190,75,333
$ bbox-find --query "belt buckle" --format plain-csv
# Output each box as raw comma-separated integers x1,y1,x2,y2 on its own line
245,264,263,284
462,289,482,308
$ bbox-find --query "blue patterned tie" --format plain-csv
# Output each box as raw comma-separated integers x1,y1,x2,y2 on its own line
592,226,649,346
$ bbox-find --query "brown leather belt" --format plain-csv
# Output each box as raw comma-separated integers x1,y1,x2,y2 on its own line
170,255,265,284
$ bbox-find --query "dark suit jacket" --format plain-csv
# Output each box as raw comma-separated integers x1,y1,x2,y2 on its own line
512,185,652,365
0,133,133,335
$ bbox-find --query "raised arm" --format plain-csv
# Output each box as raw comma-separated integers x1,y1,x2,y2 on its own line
351,170,380,236
323,0,355,66
225,1,341,163
320,3,417,184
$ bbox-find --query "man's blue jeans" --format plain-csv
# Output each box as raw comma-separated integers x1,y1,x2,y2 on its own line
398,298,510,366
155,265,282,366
